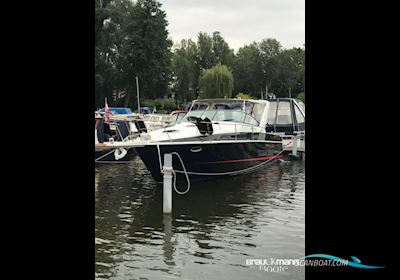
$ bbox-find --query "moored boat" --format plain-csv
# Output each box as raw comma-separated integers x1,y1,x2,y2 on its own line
106,98,301,182
95,114,141,162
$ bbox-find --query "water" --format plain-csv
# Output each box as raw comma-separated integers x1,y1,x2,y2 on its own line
95,156,305,280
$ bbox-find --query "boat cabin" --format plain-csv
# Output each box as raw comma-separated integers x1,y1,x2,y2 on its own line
186,98,305,135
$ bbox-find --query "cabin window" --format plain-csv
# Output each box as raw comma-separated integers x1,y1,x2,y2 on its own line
267,102,277,125
242,102,264,124
192,103,209,110
276,101,292,125
251,103,266,123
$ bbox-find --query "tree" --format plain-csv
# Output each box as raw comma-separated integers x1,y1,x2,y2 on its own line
270,47,305,97
195,31,234,71
119,0,172,106
95,0,132,108
196,32,214,70
258,38,282,95
172,31,234,103
95,0,172,109
232,43,264,96
211,31,235,68
171,39,198,102
199,64,233,98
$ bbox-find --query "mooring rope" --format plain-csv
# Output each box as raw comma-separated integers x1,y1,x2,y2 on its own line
170,152,191,195
95,148,117,162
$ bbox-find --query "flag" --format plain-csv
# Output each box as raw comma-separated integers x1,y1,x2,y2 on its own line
105,98,110,122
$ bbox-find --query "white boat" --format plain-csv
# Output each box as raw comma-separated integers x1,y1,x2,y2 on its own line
106,98,304,183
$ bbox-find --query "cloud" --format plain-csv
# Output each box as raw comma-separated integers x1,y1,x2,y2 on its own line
160,0,305,51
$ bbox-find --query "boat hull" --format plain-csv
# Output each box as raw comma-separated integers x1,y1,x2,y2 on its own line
134,141,283,184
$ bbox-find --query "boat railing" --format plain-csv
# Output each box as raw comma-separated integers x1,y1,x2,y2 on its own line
182,109,260,127
215,121,260,141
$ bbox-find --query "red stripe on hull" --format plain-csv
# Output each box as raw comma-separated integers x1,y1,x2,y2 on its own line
206,155,284,164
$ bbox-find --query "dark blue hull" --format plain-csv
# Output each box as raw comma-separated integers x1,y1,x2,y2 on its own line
134,141,283,184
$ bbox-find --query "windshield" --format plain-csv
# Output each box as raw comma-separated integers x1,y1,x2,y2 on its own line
183,100,265,126
182,109,259,126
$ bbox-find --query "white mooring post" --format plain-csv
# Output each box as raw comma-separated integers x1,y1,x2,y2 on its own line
163,153,173,214
292,134,299,157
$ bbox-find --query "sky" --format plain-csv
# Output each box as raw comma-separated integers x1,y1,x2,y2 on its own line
160,0,305,52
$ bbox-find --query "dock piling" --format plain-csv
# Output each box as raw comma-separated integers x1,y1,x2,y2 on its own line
163,153,173,214
292,134,299,157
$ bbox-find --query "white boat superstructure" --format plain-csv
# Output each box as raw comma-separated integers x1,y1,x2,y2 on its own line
143,114,174,131
113,98,305,148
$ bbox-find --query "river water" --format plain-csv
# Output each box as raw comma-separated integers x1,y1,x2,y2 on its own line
95,156,305,280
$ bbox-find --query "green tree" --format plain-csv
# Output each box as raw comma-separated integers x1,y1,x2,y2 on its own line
95,0,133,108
195,31,234,71
119,0,172,106
95,0,172,109
172,31,234,103
258,38,282,95
270,47,305,97
211,31,235,68
171,39,198,102
196,32,214,70
232,43,264,97
199,64,233,98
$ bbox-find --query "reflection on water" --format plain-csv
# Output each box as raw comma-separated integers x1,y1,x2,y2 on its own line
95,156,305,280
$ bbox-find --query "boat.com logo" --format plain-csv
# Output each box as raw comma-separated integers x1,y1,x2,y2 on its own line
246,254,384,272
301,254,384,269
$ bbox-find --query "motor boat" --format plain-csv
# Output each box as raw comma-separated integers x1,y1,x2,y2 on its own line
95,114,147,162
105,98,304,183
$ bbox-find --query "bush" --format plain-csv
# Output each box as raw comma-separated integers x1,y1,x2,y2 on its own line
296,92,305,103
147,98,176,113
141,99,156,107
235,92,254,100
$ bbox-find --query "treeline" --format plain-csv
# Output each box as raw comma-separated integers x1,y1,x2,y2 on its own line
95,0,305,109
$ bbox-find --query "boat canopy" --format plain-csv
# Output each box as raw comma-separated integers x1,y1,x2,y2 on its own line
184,98,305,134
265,98,305,134
184,99,267,126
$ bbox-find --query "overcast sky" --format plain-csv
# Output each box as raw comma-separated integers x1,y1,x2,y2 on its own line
160,0,305,52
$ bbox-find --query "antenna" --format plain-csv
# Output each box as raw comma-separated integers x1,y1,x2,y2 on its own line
136,76,140,113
